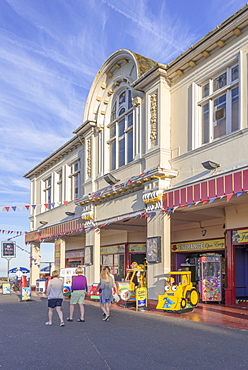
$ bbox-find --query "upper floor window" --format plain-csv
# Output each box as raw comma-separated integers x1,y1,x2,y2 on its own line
109,89,133,170
57,170,62,204
44,177,52,209
69,161,80,200
199,63,239,145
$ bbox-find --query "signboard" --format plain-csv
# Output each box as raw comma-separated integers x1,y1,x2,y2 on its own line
21,287,31,301
65,250,84,258
232,229,248,244
100,245,125,255
136,287,147,310
1,242,16,258
129,244,146,253
54,240,61,270
146,237,161,263
2,284,11,295
84,245,93,265
171,238,225,253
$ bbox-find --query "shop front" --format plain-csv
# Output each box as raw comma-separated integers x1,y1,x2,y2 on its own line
231,228,248,303
171,238,225,302
100,243,146,282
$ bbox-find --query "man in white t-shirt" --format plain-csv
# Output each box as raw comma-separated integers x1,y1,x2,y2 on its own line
14,268,23,291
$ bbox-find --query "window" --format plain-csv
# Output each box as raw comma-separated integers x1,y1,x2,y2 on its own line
199,63,239,145
57,170,62,204
109,89,134,170
70,161,80,200
44,177,52,209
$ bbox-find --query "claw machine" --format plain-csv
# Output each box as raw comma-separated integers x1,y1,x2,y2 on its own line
198,254,222,302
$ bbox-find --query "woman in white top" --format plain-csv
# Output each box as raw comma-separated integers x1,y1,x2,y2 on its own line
46,270,64,327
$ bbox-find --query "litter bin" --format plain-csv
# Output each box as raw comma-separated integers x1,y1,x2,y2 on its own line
36,279,46,293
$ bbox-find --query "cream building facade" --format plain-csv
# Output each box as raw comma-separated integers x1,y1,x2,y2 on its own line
25,5,248,305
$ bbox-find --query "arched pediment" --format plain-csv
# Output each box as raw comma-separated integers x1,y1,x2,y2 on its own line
83,49,157,124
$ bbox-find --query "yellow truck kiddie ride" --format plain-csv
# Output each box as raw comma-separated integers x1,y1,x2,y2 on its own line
156,271,199,312
117,262,147,303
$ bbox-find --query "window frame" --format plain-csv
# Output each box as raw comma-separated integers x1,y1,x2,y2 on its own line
197,61,239,146
108,88,134,171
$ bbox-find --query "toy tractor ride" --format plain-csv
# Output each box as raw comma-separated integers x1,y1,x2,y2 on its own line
156,271,199,313
117,262,147,305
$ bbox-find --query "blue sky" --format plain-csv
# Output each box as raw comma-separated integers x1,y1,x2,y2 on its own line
0,0,246,274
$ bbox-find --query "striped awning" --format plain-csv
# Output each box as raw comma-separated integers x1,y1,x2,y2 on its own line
163,168,248,209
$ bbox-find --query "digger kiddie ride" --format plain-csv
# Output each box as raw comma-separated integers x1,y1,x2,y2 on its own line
156,271,199,313
117,262,147,304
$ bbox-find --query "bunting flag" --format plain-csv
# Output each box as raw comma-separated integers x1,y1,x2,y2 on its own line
0,229,26,235
226,193,234,202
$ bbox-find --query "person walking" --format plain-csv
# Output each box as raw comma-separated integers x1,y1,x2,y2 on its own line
98,267,114,322
14,268,23,291
67,267,88,322
46,270,65,327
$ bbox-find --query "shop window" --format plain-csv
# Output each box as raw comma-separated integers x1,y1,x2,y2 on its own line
108,88,134,170
101,254,125,281
198,63,239,145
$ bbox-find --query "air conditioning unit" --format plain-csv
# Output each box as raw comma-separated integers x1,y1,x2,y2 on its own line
214,107,225,121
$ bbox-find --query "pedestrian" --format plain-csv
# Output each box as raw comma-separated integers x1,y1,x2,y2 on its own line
46,270,65,327
14,268,23,291
97,267,114,322
67,267,88,322
105,266,117,293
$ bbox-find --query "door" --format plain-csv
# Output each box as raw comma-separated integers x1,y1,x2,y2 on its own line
235,246,248,298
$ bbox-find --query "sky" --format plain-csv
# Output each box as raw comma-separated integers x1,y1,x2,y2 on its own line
0,0,246,275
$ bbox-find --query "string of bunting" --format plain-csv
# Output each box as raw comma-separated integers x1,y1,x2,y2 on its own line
1,229,26,235
15,244,41,267
26,189,245,243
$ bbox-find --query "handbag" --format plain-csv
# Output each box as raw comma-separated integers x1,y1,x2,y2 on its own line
112,292,120,303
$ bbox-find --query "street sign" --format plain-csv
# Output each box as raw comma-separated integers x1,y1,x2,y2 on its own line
1,242,16,258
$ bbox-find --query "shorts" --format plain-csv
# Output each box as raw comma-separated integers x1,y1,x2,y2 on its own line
100,295,111,304
48,299,63,308
70,290,86,304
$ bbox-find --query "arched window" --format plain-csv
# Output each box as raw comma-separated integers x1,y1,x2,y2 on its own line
109,88,133,170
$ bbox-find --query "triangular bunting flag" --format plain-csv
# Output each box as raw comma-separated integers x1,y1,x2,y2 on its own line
202,200,208,205
32,205,36,209
63,201,68,206
25,205,30,210
44,204,49,209
209,198,217,204
236,192,243,197
5,207,10,212
226,193,234,202
18,206,23,211
12,206,17,211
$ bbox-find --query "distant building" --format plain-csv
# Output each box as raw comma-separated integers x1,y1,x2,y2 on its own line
25,5,248,305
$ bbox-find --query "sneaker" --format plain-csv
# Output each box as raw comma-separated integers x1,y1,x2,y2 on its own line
45,322,52,325
60,322,65,327
103,315,110,321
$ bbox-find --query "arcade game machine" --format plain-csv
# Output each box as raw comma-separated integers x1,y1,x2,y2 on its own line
198,253,222,302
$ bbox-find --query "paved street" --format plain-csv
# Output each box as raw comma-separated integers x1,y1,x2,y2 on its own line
0,293,248,370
